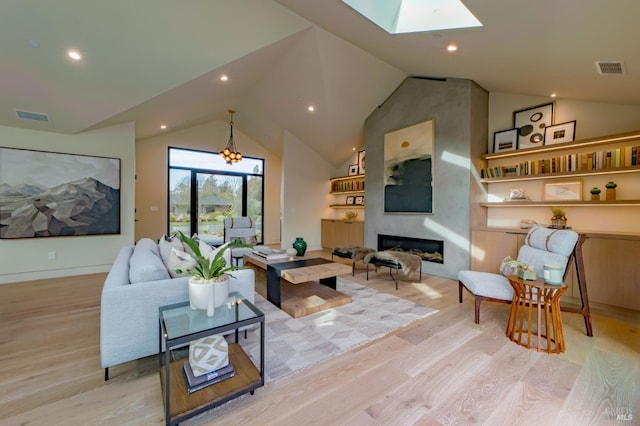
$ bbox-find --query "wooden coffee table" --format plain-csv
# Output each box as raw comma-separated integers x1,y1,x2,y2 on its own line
243,252,352,318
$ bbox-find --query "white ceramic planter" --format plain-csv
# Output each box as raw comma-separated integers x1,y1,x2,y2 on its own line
188,276,229,313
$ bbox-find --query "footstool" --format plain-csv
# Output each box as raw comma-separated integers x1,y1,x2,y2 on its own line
331,246,375,276
363,251,422,290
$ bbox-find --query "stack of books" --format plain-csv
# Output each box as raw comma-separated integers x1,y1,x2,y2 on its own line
252,247,289,260
182,361,235,394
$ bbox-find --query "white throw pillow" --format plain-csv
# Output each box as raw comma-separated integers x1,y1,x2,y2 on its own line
198,239,215,257
166,247,197,278
159,234,184,267
206,242,231,265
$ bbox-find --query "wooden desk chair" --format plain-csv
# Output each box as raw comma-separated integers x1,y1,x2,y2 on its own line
223,217,257,266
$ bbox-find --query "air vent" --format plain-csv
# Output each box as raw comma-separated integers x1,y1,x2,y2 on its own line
595,61,626,75
15,110,50,123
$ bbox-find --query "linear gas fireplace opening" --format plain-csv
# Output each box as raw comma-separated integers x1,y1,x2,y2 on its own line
378,234,444,264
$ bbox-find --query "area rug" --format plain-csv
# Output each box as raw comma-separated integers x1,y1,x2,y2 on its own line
242,277,438,383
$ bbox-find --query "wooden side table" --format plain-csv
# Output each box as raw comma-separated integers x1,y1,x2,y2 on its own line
506,275,568,354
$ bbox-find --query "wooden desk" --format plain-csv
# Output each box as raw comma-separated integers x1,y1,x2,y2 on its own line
506,275,568,354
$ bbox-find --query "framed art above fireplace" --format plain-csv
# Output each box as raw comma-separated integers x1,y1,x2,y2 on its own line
383,119,434,214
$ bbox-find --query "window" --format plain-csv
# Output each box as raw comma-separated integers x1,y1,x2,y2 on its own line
168,147,264,245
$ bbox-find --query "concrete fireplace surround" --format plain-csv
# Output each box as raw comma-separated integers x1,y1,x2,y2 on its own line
364,77,488,279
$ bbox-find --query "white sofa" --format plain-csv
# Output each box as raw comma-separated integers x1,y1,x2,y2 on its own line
100,237,255,379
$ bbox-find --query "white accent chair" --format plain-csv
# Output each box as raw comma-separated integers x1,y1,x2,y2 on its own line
223,216,257,265
458,226,579,324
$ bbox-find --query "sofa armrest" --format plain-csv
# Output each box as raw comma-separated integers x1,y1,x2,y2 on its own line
228,268,255,304
100,274,190,368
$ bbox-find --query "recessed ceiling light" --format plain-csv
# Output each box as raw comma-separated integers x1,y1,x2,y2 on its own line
308,105,315,112
160,125,167,129
220,74,228,81
550,93,557,98
67,50,82,61
447,43,458,52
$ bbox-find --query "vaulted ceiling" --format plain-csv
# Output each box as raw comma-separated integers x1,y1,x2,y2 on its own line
2,0,639,167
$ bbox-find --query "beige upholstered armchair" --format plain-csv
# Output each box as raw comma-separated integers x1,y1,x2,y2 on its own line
223,217,257,266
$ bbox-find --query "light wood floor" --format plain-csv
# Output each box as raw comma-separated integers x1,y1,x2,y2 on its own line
1,250,638,425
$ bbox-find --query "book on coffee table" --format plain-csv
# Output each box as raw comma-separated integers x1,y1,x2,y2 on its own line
182,361,235,393
252,247,289,260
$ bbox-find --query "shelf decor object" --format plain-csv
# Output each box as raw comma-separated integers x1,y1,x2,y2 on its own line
383,119,434,213
605,181,617,200
493,128,518,153
550,206,567,229
544,120,576,145
543,180,583,201
357,149,366,174
513,102,555,149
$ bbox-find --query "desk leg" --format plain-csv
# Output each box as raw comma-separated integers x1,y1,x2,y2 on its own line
265,267,282,308
536,294,542,352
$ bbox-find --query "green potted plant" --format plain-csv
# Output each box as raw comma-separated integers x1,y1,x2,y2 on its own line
176,231,251,316
605,181,617,200
550,206,567,229
590,187,601,200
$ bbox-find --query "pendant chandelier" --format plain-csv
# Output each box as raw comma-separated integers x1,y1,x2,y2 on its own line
219,109,242,164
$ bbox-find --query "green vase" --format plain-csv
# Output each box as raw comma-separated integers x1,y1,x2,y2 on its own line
292,237,307,256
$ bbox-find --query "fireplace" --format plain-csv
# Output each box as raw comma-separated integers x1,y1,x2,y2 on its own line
377,234,444,264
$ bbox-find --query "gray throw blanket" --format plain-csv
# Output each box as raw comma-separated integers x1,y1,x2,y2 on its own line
363,250,422,276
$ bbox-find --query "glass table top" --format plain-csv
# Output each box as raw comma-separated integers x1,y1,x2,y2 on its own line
159,292,263,341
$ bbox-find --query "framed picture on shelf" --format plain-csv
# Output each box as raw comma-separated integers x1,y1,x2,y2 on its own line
493,128,518,153
357,149,366,174
543,180,583,201
544,120,576,145
354,196,364,205
513,102,555,149
348,164,359,176
345,195,355,205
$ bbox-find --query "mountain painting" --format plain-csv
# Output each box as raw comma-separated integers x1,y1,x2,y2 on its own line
0,147,120,238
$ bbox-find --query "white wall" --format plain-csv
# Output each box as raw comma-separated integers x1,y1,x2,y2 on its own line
0,123,135,284
281,130,335,251
489,92,640,147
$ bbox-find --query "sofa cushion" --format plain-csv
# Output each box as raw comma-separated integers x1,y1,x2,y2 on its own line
159,234,184,268
135,237,160,256
166,247,197,278
198,239,215,257
129,249,171,284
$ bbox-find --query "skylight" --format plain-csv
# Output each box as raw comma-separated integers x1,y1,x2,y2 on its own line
342,0,482,34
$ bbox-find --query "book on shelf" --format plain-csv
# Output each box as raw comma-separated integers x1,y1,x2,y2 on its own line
183,361,235,394
482,144,640,179
252,247,289,260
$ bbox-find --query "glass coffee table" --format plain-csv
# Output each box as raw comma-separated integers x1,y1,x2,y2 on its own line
158,292,264,425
